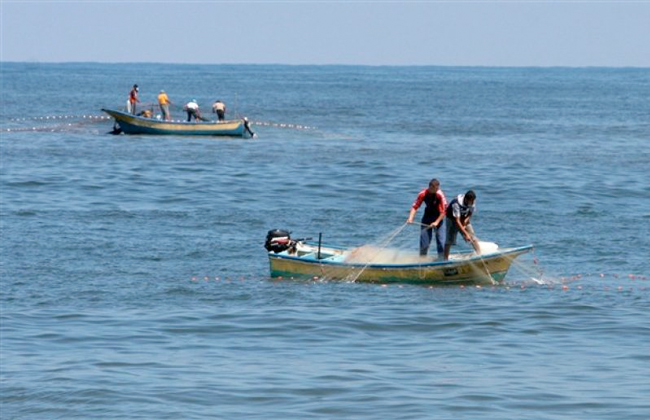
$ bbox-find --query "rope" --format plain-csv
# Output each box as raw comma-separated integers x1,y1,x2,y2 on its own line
473,241,497,285
346,222,409,283
411,221,437,229
411,220,497,285
505,248,550,285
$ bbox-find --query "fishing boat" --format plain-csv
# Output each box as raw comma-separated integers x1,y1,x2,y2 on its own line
265,229,533,285
102,108,247,136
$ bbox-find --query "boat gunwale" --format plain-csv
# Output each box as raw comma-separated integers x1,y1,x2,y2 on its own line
102,108,243,127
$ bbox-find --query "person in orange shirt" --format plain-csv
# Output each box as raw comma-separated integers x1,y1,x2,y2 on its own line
158,90,173,121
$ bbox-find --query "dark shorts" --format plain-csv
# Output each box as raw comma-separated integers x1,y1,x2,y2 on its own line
446,219,474,246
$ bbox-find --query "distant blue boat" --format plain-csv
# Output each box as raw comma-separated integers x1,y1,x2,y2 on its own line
102,108,246,136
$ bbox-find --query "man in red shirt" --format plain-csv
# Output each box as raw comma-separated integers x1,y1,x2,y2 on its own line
407,178,448,258
128,84,139,115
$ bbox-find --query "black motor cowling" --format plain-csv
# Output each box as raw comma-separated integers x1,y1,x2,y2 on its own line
265,229,292,253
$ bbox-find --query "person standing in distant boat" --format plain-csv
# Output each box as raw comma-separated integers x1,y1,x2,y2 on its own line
407,178,447,259
158,90,173,121
184,99,202,122
444,190,481,260
212,100,226,121
128,84,140,114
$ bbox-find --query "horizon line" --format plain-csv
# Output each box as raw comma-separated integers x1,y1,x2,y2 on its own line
2,60,648,70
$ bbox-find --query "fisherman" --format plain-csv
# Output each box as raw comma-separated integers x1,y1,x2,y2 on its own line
444,190,481,260
184,99,202,122
243,117,256,138
158,90,173,121
212,100,226,121
128,84,140,115
407,178,447,258
111,122,122,135
137,109,153,118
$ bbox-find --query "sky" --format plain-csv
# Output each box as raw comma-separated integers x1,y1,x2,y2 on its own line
1,0,649,67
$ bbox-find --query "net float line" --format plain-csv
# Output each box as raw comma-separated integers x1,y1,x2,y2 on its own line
8,114,111,122
1,124,91,133
3,115,318,132
248,120,317,130
2,114,112,133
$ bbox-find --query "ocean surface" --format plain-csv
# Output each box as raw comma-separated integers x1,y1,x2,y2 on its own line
1,63,649,419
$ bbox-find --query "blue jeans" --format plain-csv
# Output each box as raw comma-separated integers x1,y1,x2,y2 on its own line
420,219,446,258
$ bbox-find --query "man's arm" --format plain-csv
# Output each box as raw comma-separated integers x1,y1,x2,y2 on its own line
456,216,472,241
407,207,417,224
407,191,425,223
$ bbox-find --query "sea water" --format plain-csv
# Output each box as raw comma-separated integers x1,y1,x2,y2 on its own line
1,63,649,419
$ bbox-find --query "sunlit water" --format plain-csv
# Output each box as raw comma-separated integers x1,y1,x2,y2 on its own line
1,63,649,419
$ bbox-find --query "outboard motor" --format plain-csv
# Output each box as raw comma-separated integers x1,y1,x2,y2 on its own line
265,229,292,253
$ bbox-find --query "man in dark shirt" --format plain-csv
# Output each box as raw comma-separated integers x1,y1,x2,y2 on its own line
444,190,481,260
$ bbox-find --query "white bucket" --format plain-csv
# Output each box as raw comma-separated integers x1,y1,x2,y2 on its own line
478,241,499,255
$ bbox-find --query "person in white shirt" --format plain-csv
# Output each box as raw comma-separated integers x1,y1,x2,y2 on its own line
444,190,481,260
184,100,202,122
